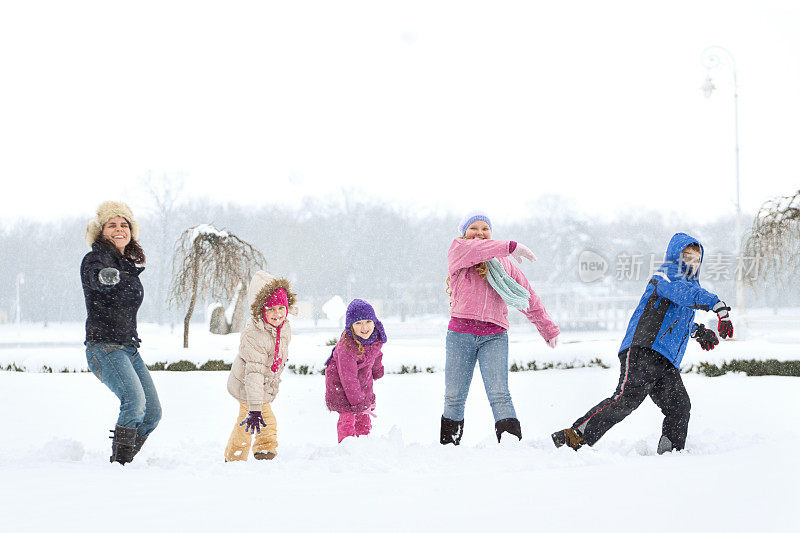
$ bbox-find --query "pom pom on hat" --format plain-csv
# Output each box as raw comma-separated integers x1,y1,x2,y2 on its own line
458,210,492,236
85,201,139,248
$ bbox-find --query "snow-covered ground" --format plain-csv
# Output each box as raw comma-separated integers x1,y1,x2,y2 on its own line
0,314,798,532
0,367,796,532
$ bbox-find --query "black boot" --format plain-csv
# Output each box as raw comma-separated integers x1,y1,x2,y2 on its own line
440,416,464,446
109,425,137,465
495,418,522,442
130,434,147,460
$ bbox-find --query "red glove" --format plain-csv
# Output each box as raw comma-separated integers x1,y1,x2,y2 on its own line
712,301,733,339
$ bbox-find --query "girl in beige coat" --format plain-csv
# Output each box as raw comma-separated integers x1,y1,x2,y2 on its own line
224,271,297,461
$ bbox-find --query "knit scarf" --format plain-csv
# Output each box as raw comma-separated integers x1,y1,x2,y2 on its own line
486,258,530,310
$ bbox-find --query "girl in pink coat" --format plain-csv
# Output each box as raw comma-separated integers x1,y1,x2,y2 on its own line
441,210,560,445
325,299,386,443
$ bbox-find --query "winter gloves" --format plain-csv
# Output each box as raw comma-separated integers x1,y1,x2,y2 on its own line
511,243,537,264
692,300,731,351
692,324,719,351
713,301,734,338
98,267,120,286
240,411,267,434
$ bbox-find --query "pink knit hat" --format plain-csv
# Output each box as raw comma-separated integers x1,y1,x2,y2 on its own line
264,287,288,309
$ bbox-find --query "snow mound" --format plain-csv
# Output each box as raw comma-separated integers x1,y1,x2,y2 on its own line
38,438,85,462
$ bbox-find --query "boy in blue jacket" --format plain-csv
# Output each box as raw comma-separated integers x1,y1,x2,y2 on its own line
552,233,734,453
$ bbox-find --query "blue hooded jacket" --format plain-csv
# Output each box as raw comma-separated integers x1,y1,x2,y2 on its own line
619,233,721,368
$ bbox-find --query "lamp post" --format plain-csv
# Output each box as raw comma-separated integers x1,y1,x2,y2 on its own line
701,46,744,320
15,272,24,325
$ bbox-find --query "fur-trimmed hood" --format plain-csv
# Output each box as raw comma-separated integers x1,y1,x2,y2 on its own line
248,271,298,319
85,201,140,248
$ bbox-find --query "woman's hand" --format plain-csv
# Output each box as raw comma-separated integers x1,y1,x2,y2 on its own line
546,336,558,349
511,243,537,264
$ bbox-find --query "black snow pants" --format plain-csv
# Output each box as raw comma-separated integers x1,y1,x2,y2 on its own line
572,346,691,449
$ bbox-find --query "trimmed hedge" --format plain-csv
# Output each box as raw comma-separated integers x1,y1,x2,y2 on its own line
510,358,610,372
5,358,800,376
689,359,800,377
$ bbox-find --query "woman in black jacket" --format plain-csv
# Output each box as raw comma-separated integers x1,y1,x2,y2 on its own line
81,201,161,465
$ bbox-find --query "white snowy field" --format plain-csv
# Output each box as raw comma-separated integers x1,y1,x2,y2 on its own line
0,314,798,532
0,366,797,532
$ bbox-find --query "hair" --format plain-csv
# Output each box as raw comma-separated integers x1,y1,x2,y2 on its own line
95,234,146,264
445,236,488,305
340,328,365,357
684,243,701,254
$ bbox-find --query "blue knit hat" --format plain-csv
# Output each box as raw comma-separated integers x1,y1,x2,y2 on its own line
458,210,492,236
345,299,387,344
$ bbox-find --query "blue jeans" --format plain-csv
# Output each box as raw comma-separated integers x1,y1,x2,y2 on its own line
86,342,162,437
443,330,516,422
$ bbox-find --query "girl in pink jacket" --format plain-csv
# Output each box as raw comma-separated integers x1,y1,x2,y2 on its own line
325,299,386,443
441,210,560,445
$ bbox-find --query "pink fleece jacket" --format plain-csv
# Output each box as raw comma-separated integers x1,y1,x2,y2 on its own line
447,238,560,341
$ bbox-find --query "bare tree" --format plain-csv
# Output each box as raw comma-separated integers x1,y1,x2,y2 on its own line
142,173,185,325
168,224,266,348
744,190,800,292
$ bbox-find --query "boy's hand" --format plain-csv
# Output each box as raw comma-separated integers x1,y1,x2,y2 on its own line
511,243,537,264
240,411,267,434
692,324,719,351
712,301,734,339
546,336,558,349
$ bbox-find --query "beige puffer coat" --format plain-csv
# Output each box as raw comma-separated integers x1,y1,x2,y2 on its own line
226,271,298,410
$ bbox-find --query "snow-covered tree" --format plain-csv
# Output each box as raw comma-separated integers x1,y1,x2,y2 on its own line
745,190,800,296
168,224,266,348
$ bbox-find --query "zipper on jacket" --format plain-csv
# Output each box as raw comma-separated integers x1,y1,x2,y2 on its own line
660,318,679,339
680,323,692,347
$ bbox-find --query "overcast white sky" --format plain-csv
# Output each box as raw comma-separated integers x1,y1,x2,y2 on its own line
1,0,798,225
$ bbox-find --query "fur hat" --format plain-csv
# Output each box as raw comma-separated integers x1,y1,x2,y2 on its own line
249,271,298,319
85,201,140,248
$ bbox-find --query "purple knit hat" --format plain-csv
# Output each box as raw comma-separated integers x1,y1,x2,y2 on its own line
345,299,387,344
458,210,492,236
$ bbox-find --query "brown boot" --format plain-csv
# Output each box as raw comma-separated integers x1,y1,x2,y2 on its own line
253,451,277,460
551,427,585,450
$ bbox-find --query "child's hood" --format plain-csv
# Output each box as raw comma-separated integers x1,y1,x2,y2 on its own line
662,232,704,279
248,270,299,319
